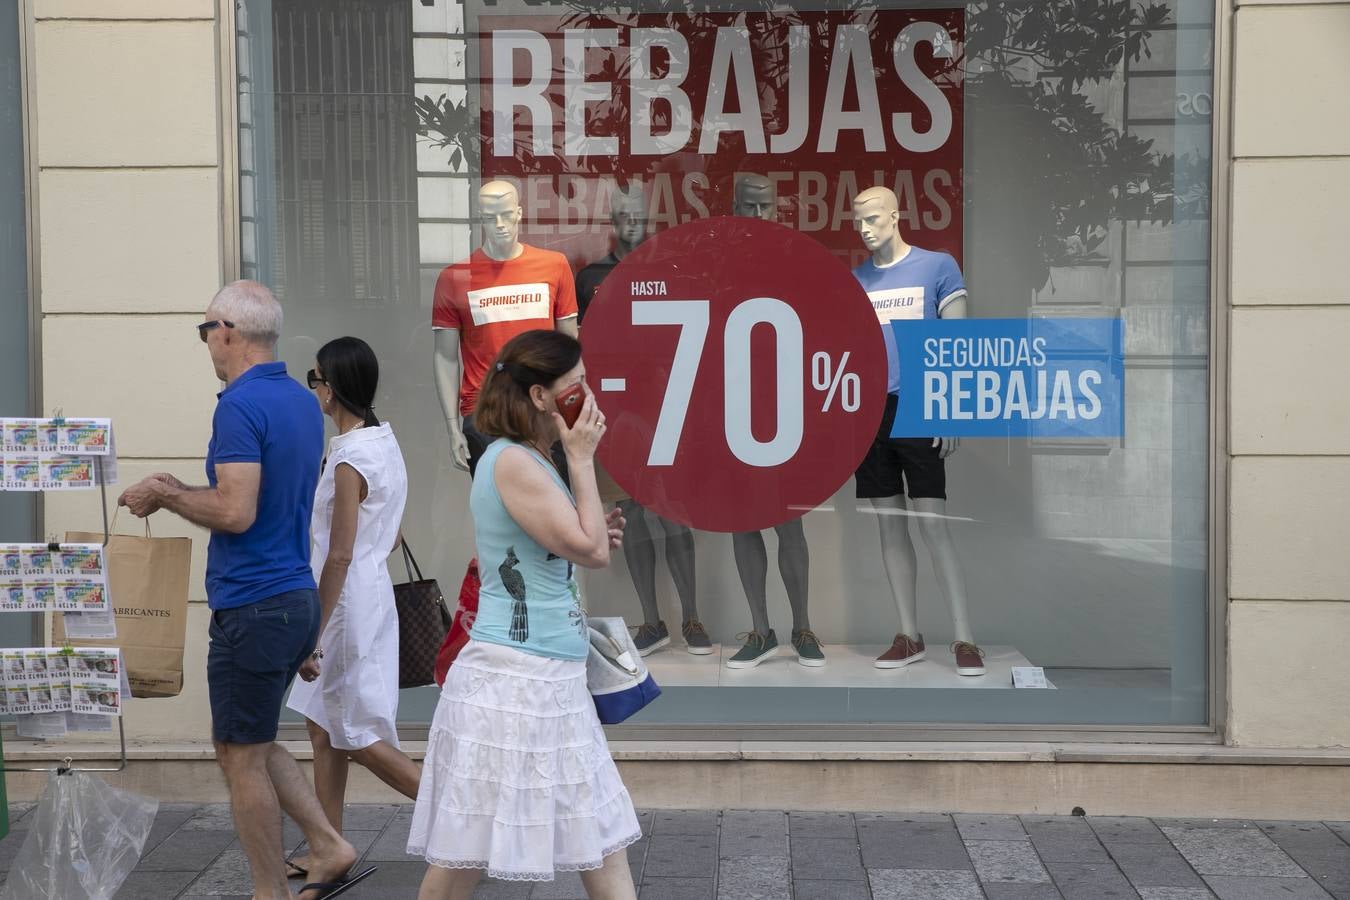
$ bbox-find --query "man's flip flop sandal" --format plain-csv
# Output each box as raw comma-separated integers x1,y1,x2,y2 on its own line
299,865,378,898
284,858,308,879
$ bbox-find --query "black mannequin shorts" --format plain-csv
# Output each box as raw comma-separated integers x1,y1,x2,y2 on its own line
854,394,947,501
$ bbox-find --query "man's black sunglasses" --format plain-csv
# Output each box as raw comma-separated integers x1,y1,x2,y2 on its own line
306,369,328,390
197,320,235,342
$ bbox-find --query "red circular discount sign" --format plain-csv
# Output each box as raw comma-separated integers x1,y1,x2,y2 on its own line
584,217,887,532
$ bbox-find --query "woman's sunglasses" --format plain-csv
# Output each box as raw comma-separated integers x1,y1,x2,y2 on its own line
306,369,328,390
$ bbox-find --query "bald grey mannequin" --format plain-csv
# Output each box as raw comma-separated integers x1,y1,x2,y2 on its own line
432,179,578,473
723,174,821,669
576,185,708,657
851,185,983,676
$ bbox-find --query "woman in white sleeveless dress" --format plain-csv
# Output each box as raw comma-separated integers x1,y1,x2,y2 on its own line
286,337,421,878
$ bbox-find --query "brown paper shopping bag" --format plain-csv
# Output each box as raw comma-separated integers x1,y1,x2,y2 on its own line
55,522,191,698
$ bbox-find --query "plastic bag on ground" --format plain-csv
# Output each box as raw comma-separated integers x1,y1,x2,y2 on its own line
2,771,158,900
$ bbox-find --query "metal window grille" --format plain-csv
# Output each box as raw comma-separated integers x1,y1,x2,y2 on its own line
269,0,418,310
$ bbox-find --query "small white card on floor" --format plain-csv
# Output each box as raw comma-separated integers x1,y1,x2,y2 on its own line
1011,666,1049,689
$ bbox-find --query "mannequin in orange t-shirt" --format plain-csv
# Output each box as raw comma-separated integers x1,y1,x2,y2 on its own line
432,180,579,475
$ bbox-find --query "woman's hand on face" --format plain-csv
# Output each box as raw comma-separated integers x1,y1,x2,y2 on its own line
556,388,606,461
606,506,626,550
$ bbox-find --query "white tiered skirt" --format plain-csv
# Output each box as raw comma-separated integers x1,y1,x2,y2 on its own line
407,640,641,881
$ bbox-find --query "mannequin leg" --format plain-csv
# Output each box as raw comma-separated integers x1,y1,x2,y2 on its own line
869,495,920,636
655,514,699,623
774,520,810,632
775,519,823,666
731,531,772,635
619,499,661,627
726,530,779,668
911,498,975,644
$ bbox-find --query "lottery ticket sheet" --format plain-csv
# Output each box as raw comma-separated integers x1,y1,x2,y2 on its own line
0,418,118,490
1,418,112,455
0,453,119,490
0,647,122,718
0,543,109,613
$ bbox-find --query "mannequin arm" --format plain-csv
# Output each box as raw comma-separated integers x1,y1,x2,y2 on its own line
556,316,578,338
433,328,471,472
934,293,969,457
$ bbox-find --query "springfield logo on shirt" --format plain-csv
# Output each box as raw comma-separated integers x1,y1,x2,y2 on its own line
868,287,925,323
467,283,552,326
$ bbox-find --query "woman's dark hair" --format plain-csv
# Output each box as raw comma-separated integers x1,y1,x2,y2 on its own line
316,336,380,427
475,330,582,444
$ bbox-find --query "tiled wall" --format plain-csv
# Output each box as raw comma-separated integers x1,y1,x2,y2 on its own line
1226,0,1350,747
32,0,221,739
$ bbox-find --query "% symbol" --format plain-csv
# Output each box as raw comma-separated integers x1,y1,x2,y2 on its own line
811,350,861,413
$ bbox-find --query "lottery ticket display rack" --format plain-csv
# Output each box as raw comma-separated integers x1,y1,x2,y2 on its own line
1,417,126,776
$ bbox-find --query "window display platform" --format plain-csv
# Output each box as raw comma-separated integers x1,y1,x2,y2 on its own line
643,643,1053,689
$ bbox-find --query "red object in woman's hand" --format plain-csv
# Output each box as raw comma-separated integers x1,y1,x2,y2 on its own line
555,383,586,429
434,559,480,686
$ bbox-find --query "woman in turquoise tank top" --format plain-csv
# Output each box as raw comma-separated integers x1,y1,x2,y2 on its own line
409,330,639,899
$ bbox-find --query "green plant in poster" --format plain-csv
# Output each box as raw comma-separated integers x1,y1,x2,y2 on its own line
964,0,1209,297
415,0,1210,299
415,92,480,176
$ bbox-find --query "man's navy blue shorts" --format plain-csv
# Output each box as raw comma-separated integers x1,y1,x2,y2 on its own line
207,588,319,744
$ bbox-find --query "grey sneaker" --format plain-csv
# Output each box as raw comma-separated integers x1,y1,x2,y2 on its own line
791,629,825,667
682,619,714,655
632,621,670,657
726,630,778,668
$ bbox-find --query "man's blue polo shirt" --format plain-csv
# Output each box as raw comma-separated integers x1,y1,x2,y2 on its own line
205,362,323,611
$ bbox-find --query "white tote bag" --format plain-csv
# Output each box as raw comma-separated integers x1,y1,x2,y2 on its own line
585,616,661,724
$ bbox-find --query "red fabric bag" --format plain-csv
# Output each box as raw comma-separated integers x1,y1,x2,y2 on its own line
434,559,480,686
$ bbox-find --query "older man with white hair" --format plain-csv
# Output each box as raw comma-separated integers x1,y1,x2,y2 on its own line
119,280,373,900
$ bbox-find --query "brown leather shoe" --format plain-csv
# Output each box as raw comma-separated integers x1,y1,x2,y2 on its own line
875,633,925,669
952,641,986,676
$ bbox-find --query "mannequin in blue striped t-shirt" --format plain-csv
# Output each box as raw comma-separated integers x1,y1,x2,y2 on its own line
850,185,985,678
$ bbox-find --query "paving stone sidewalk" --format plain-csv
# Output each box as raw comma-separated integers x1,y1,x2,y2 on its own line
3,803,1350,899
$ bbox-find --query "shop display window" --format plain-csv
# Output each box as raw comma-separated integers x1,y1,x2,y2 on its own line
237,0,1215,733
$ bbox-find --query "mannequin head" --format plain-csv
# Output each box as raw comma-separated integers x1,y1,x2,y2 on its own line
478,180,523,260
608,183,648,258
852,186,908,262
732,174,777,222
